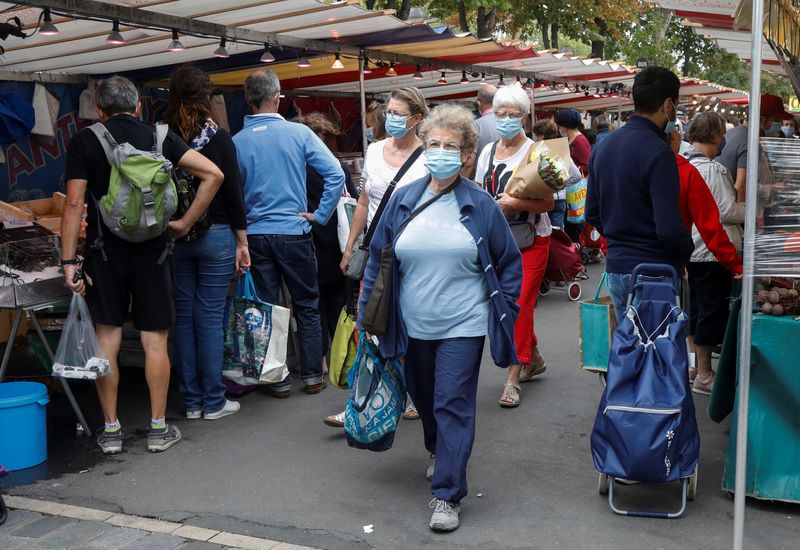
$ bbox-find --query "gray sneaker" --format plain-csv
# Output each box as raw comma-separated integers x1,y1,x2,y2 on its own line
429,498,460,532
147,424,182,453
97,429,124,455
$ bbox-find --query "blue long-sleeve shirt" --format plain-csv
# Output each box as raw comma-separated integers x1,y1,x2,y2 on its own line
233,113,344,235
585,115,693,274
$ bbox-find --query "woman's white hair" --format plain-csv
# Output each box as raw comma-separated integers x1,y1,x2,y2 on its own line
493,86,531,116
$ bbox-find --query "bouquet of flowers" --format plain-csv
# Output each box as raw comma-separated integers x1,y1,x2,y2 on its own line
506,138,571,199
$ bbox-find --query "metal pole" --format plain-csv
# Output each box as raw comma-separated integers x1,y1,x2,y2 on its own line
734,0,765,547
529,87,536,131
359,50,368,155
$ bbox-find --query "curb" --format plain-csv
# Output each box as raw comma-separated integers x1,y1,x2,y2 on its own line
5,495,316,550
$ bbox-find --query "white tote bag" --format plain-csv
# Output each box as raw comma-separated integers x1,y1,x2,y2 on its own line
258,303,290,384
336,195,357,253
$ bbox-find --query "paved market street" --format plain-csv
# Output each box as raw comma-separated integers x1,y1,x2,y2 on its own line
2,265,798,550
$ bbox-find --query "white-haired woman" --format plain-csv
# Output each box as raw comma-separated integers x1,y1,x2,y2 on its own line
360,103,522,532
474,86,554,408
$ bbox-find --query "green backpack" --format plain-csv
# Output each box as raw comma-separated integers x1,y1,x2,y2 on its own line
88,122,178,245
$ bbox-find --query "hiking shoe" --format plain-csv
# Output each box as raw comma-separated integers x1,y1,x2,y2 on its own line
186,409,202,420
323,411,345,428
205,400,240,421
429,498,460,532
692,374,715,396
97,429,124,455
147,424,182,453
426,459,436,482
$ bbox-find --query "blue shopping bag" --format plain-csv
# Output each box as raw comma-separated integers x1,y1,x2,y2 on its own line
566,177,587,224
222,272,290,386
344,333,406,452
578,273,617,373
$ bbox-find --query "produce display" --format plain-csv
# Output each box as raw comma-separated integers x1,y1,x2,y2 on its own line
754,276,800,316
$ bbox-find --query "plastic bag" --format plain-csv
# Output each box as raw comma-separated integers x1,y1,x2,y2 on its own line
52,294,110,380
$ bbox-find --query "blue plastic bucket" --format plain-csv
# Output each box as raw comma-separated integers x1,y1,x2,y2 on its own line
0,382,49,471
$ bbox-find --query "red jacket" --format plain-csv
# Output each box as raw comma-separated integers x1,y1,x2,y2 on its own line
676,155,743,275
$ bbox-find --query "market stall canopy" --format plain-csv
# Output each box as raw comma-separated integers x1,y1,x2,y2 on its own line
652,0,786,74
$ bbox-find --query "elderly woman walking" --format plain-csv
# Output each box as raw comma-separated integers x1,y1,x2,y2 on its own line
360,104,522,532
475,86,554,409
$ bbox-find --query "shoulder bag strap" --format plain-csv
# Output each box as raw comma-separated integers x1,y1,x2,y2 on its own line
88,122,119,167
396,178,460,239
482,141,498,194
361,145,423,249
153,123,169,154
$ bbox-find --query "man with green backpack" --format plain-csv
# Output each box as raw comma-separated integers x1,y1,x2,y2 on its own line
61,76,223,455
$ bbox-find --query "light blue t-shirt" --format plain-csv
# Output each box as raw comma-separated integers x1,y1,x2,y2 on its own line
395,188,490,340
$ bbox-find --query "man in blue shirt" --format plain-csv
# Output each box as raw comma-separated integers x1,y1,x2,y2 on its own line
586,67,694,323
234,70,345,397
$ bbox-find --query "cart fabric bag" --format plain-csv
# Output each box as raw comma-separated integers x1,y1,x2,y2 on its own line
337,195,357,253
223,272,290,386
329,306,358,390
591,300,699,482
52,294,110,380
579,273,617,372
344,333,406,452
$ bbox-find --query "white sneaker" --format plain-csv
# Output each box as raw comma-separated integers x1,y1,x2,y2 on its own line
186,409,203,420
204,400,240,420
429,498,460,532
426,459,436,481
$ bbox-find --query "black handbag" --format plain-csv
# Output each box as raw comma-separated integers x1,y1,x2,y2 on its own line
346,146,423,281
174,174,211,243
362,179,460,336
509,219,536,250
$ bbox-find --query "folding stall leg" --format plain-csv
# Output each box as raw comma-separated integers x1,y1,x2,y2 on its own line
28,310,91,436
0,308,24,381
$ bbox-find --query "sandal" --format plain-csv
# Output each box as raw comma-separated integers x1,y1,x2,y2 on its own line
499,383,521,408
519,362,547,383
403,402,420,420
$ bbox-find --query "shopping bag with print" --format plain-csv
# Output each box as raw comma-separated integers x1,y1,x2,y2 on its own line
566,177,588,224
329,306,358,390
344,333,406,452
223,272,290,385
337,195,357,253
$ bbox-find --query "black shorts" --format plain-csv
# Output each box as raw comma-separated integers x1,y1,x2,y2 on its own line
687,261,731,346
83,247,174,331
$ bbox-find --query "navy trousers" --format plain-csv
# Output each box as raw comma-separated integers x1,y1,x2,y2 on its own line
404,336,485,504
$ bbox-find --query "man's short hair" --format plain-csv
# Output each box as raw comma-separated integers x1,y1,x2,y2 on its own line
244,70,281,110
632,67,680,115
595,116,610,130
94,76,139,116
477,84,497,107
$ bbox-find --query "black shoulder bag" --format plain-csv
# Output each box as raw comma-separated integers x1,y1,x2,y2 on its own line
483,140,535,251
345,146,423,281
362,179,460,336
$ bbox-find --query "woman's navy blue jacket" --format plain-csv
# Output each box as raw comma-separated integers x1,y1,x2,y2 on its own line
358,175,523,367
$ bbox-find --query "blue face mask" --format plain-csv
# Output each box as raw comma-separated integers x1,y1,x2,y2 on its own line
385,113,411,139
782,125,794,137
664,120,677,136
496,117,522,139
766,121,782,137
424,148,462,180
366,127,375,142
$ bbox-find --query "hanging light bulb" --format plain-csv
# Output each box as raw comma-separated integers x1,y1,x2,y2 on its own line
460,71,469,84
260,43,275,62
362,58,372,74
167,29,184,52
480,73,486,83
412,64,424,80
515,76,522,88
106,20,125,45
497,75,505,87
386,62,398,76
297,53,312,68
332,52,344,69
39,8,59,36
437,71,447,85
213,37,229,58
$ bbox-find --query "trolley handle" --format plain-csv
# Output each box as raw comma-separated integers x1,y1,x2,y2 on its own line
631,264,680,293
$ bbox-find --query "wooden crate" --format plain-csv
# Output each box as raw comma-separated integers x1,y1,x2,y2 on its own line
0,193,87,235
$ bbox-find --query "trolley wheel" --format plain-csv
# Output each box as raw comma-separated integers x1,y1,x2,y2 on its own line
568,282,582,301
539,280,551,297
687,470,698,501
579,249,590,265
598,473,609,495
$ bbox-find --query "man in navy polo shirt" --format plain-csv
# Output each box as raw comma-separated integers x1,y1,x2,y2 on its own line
586,67,694,323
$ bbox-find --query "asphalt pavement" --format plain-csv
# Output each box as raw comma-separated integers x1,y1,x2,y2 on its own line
2,263,798,549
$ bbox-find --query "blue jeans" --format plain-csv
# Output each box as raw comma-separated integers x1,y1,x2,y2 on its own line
247,233,323,391
548,199,566,229
606,272,633,326
404,336,485,504
174,224,236,413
